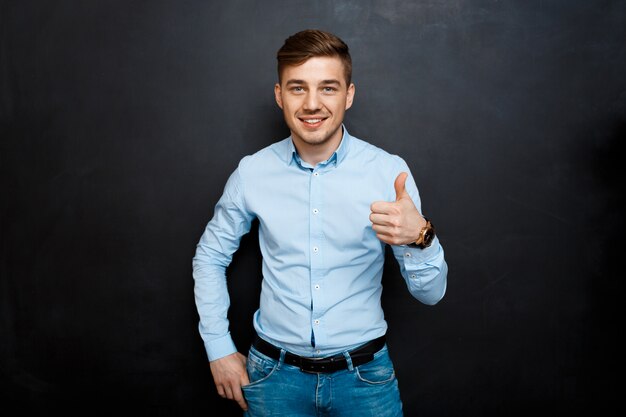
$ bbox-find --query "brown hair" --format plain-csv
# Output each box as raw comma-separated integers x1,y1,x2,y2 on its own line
276,29,352,86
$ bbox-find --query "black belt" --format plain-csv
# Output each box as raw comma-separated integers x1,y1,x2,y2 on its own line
252,335,386,373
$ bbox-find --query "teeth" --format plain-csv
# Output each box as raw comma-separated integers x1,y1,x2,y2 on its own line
303,119,322,124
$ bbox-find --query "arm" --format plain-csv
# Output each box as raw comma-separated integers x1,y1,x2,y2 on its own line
369,169,447,305
192,166,254,409
391,235,447,305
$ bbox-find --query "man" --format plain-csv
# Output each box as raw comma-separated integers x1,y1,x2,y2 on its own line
192,29,447,416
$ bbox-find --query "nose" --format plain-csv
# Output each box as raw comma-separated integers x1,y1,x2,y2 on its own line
303,91,321,111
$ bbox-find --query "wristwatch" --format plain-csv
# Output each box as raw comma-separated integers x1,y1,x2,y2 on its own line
408,217,435,249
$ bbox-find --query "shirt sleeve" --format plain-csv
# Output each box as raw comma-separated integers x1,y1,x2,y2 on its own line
192,165,255,361
389,158,448,305
391,237,448,305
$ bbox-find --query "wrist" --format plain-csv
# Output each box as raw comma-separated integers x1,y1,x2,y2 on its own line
415,215,428,239
408,216,435,249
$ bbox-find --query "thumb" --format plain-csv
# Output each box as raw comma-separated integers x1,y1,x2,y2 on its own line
394,172,409,201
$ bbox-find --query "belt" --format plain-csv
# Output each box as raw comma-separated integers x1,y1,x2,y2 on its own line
252,335,386,373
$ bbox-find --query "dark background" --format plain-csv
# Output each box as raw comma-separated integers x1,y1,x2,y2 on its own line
1,1,625,416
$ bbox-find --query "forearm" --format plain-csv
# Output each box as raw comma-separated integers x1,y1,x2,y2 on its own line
394,236,448,305
192,222,242,361
193,261,238,361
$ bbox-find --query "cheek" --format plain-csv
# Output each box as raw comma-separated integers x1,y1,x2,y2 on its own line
282,99,299,113
326,98,347,113
333,102,347,115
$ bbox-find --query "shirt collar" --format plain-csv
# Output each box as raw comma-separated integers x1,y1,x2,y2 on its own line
285,124,351,167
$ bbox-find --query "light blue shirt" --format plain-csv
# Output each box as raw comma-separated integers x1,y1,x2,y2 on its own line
192,127,447,361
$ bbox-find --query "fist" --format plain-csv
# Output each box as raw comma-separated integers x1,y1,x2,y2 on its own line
369,172,427,246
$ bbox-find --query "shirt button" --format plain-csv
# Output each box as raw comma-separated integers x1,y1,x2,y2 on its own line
313,172,319,177
314,284,320,290
314,319,320,325
405,252,412,258
312,208,319,214
410,274,416,279
313,247,319,253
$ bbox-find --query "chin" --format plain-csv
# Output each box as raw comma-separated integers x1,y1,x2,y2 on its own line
301,134,331,146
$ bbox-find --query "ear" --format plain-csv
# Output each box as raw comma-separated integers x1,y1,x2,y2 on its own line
345,83,355,110
274,83,283,109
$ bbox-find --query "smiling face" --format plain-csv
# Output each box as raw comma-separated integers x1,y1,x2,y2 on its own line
274,56,355,160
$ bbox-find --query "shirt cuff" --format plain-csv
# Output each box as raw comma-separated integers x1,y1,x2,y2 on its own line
205,334,237,362
401,236,442,265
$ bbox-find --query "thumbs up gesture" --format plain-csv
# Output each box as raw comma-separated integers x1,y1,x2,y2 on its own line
369,172,428,246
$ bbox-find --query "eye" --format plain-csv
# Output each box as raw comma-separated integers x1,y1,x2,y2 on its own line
291,86,305,93
322,87,337,93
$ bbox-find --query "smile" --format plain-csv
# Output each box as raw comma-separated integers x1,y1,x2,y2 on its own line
299,117,328,127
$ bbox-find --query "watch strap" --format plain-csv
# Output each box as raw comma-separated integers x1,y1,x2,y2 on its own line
408,217,434,249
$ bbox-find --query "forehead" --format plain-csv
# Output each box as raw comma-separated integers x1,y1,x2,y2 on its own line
280,56,347,86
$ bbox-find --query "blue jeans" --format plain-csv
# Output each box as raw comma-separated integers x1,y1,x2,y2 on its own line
242,343,403,417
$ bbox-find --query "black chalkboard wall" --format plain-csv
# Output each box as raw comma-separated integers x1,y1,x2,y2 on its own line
1,1,624,416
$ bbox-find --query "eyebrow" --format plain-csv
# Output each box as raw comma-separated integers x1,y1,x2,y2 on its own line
284,79,342,86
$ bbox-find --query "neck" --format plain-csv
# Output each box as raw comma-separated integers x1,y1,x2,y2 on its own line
293,128,343,166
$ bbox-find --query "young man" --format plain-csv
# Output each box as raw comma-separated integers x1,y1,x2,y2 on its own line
192,29,447,416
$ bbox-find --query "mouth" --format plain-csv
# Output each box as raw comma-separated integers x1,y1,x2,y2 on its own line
298,116,328,128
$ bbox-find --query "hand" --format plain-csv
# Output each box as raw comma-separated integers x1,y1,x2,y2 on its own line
370,172,427,246
209,352,250,411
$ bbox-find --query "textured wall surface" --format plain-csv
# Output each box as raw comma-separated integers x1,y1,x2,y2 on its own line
1,1,624,415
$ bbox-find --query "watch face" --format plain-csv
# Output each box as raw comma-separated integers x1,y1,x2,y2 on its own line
423,227,435,246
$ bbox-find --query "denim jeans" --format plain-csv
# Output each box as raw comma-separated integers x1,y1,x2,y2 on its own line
241,343,403,417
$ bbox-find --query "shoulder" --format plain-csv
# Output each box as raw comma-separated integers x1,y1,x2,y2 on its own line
236,137,290,174
348,134,408,170
348,133,421,204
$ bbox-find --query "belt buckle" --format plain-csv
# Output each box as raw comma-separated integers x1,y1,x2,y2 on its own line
299,355,344,374
299,357,326,374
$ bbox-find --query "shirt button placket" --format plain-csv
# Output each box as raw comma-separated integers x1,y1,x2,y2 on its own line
310,169,324,343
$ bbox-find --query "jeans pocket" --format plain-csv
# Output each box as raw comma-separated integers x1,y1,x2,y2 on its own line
355,347,396,385
242,346,279,389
